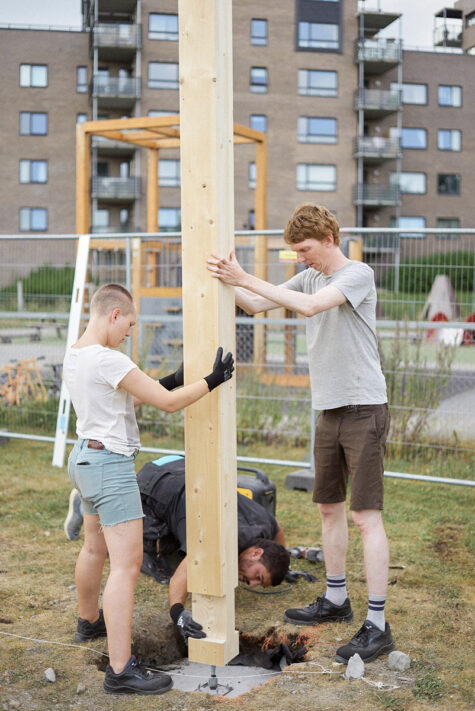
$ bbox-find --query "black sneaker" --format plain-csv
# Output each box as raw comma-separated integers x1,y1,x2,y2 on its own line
284,596,353,625
336,620,395,663
74,609,107,642
103,655,173,695
64,489,83,541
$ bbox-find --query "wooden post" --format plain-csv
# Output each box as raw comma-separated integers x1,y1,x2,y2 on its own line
178,0,239,666
76,124,90,234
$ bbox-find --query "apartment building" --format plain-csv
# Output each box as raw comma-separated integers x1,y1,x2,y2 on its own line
0,0,473,245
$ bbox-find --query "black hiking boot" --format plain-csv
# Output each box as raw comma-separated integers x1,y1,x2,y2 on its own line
284,596,353,625
103,655,173,695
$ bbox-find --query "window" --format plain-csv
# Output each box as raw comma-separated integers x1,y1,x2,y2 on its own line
248,209,255,230
148,110,177,117
390,82,427,105
93,209,110,229
20,64,48,88
19,112,47,135
390,172,426,194
148,62,179,90
251,19,267,45
19,207,47,231
76,66,87,93
438,129,461,151
159,207,181,231
97,162,109,177
438,85,462,107
19,160,47,184
248,162,256,189
297,164,336,191
436,217,460,240
298,69,337,97
467,11,475,26
149,13,178,41
298,117,337,143
401,128,427,149
250,67,268,93
298,22,339,50
250,114,267,132
77,113,88,124
467,46,475,55
437,174,460,195
390,216,426,238
159,159,180,187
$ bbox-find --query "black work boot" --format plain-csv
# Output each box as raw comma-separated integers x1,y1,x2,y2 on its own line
284,596,353,625
103,655,173,695
336,620,395,663
74,609,107,642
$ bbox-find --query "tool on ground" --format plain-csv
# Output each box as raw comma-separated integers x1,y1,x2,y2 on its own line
196,665,233,695
286,546,324,562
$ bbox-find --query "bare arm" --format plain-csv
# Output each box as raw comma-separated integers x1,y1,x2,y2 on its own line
121,369,208,413
235,286,282,315
208,251,346,317
273,522,286,547
168,557,188,608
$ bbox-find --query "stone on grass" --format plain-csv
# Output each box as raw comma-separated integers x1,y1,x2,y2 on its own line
44,668,56,683
345,653,365,679
76,683,86,695
8,701,20,709
388,651,411,672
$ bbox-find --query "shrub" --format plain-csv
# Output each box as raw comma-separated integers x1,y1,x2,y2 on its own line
383,251,474,293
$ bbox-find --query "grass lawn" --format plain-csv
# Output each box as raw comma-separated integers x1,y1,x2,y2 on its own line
0,438,473,711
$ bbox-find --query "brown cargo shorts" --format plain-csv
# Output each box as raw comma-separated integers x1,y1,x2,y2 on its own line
312,403,390,511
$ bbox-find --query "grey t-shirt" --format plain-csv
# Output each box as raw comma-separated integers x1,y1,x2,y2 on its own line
284,261,387,410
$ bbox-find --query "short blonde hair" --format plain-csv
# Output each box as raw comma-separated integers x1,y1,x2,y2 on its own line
90,283,134,316
284,204,340,246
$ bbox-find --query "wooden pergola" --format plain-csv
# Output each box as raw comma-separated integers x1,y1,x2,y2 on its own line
76,114,267,363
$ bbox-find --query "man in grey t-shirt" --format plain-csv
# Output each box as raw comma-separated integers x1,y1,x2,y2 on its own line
207,203,395,664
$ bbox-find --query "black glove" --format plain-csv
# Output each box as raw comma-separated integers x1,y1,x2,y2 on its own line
159,362,184,391
285,569,318,584
170,603,206,641
204,347,234,392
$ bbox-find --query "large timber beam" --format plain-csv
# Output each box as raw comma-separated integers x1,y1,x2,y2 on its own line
178,0,239,666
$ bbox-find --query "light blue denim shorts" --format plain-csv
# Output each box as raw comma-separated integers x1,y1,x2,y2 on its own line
68,439,144,526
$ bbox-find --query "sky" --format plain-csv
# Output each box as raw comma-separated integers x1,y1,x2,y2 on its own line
0,0,458,48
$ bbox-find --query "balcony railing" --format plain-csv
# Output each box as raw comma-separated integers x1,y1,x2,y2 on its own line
354,136,401,160
433,25,462,47
92,75,141,100
354,88,401,113
91,177,141,200
354,38,402,64
353,183,400,206
93,23,141,49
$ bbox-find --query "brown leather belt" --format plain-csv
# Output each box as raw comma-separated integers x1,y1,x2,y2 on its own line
87,439,104,450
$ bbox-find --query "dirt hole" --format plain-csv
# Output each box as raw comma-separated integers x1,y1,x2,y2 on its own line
91,621,309,672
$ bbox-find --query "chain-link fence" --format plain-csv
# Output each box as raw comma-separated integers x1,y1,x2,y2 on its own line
0,229,474,483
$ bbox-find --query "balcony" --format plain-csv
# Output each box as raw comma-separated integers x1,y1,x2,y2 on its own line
354,88,400,117
91,75,141,109
91,176,141,202
356,4,401,37
92,23,141,60
433,25,462,47
354,39,402,73
353,183,400,207
91,135,137,156
91,225,138,234
353,136,401,163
